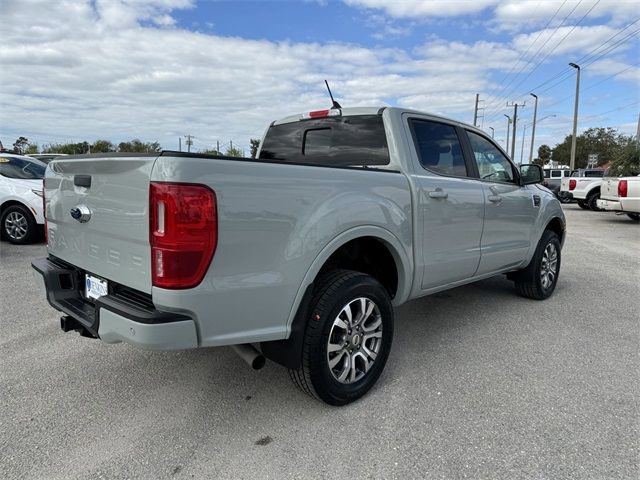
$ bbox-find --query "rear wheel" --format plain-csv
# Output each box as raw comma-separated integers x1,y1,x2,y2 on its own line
577,200,589,210
627,213,640,222
587,192,602,211
289,270,394,406
1,204,37,244
513,230,561,300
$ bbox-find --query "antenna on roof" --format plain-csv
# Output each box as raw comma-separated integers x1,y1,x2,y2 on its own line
324,80,342,109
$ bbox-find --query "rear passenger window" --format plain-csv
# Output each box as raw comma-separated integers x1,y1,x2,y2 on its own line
551,171,561,178
409,119,468,177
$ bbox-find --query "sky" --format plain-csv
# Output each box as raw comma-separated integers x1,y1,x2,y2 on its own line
1,0,638,160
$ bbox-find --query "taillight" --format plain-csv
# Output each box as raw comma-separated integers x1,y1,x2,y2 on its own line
569,179,576,191
618,180,628,197
149,182,217,289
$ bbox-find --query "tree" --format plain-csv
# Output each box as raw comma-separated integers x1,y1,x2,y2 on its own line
551,127,632,168
609,143,639,177
202,149,221,155
25,143,39,154
224,146,243,157
92,140,116,153
117,139,161,153
13,136,29,154
42,142,90,154
538,144,551,164
250,138,260,158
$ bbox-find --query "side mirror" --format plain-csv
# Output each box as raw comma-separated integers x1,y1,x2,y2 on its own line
520,164,543,185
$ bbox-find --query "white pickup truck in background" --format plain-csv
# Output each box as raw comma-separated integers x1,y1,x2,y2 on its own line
597,175,640,221
560,168,606,211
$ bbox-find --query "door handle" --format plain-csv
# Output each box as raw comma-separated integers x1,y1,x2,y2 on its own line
488,194,502,203
428,189,448,199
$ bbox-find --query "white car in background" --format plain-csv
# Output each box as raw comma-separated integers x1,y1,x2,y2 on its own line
0,153,46,244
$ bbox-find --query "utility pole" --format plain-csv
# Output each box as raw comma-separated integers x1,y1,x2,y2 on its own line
635,112,639,149
569,63,581,171
528,93,538,163
507,102,525,159
504,114,512,154
179,137,182,152
230,140,233,154
184,134,193,153
473,94,480,127
216,140,220,154
489,127,494,138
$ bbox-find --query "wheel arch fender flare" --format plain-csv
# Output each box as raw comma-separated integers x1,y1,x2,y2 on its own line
260,225,412,370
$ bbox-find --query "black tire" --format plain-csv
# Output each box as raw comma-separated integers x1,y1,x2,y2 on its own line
1,204,37,244
558,193,572,204
577,200,590,210
627,213,640,222
289,269,394,406
587,191,602,211
513,230,561,300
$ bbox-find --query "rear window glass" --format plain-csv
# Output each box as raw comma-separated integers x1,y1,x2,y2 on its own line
0,156,46,179
585,170,604,177
259,115,389,167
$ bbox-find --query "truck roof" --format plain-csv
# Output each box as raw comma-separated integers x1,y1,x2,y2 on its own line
272,106,480,131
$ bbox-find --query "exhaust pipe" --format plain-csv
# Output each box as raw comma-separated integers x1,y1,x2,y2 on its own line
231,344,266,370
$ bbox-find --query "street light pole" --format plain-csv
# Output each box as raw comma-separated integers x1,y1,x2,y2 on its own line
489,127,495,138
520,124,528,165
528,93,538,162
504,114,512,154
569,63,581,170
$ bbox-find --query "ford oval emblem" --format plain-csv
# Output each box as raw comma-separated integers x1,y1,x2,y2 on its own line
70,205,92,223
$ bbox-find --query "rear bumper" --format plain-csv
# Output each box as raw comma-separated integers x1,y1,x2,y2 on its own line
31,256,198,350
596,198,622,211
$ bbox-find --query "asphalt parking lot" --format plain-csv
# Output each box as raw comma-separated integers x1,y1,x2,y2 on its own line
1,204,638,480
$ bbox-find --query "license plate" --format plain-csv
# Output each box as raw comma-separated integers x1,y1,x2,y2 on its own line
85,274,108,300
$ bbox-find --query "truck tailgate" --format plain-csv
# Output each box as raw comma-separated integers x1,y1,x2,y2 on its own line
600,177,619,200
45,155,157,294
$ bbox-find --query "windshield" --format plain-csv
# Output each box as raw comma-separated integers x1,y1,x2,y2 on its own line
0,156,46,179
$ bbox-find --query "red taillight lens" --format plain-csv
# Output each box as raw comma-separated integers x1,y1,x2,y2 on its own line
149,182,217,289
618,180,628,197
569,179,576,191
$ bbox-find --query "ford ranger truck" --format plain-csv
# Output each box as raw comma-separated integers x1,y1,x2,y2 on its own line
32,107,566,405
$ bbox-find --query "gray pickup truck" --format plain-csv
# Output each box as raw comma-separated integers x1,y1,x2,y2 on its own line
32,107,565,405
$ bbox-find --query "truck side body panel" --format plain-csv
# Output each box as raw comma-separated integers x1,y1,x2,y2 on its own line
150,156,413,346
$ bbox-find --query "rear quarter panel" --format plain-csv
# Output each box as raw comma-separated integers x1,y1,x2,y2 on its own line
150,156,413,346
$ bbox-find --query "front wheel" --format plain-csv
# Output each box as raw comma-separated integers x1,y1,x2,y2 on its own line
513,230,561,300
577,200,590,210
1,204,38,244
627,213,640,222
289,270,394,406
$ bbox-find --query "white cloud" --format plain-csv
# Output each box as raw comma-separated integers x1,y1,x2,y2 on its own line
0,0,637,151
344,0,498,18
512,25,630,57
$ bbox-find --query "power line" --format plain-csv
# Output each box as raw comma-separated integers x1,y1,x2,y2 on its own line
483,0,585,114
483,20,640,123
482,0,568,102
581,100,640,120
